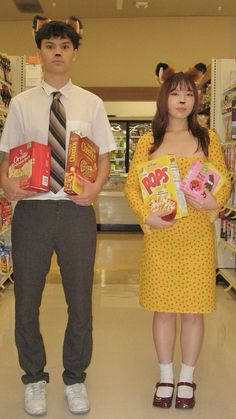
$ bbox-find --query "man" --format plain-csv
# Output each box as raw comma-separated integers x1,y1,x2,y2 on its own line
0,17,116,416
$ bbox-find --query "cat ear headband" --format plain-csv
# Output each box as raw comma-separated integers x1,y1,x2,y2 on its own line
32,15,83,37
155,62,207,85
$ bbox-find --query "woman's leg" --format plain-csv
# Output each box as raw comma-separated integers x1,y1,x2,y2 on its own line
153,312,177,398
178,313,204,399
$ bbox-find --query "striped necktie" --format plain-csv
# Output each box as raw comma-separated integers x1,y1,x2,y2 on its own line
48,91,66,193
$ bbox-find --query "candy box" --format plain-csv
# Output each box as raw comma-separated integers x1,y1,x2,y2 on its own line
64,131,99,195
9,141,51,192
180,160,225,198
138,154,188,220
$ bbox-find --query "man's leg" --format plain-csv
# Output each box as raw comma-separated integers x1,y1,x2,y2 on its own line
54,202,97,385
12,200,55,384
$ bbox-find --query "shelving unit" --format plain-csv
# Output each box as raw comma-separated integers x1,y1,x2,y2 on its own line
0,52,13,296
211,58,236,291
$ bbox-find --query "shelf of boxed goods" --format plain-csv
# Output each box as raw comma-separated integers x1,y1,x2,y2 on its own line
217,194,236,291
0,76,12,111
217,239,236,292
0,194,13,296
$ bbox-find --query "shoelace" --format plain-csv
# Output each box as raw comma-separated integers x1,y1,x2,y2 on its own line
27,381,46,400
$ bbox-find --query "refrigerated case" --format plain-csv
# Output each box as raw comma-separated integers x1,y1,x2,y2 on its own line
94,117,152,230
109,118,152,175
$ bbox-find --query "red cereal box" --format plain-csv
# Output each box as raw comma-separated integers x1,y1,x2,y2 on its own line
9,141,51,192
64,131,99,195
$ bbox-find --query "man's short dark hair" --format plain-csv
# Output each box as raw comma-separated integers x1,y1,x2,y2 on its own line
35,20,81,49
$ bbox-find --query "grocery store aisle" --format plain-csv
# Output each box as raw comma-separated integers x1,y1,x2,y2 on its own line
0,232,236,419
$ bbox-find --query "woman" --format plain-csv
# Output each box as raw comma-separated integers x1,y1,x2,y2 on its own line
125,71,231,409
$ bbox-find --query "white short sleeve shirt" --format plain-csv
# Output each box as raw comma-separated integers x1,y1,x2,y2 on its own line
0,80,116,200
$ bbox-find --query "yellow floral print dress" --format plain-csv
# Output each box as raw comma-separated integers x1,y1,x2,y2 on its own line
125,130,231,313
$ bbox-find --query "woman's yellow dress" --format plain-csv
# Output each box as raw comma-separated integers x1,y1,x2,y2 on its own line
125,130,231,313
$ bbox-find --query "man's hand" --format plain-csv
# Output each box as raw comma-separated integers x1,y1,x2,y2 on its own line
67,180,100,206
1,176,37,201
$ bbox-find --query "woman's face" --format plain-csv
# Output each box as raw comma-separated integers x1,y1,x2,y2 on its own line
167,82,195,120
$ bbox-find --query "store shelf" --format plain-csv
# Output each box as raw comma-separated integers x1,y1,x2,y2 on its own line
218,268,236,290
0,225,11,236
0,105,7,114
223,86,236,95
0,268,13,296
0,76,12,87
221,111,232,118
218,238,236,253
223,204,236,211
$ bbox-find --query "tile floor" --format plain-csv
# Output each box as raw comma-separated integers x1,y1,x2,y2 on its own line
0,232,236,419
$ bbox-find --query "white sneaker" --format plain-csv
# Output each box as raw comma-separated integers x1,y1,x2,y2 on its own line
24,380,47,416
65,383,90,414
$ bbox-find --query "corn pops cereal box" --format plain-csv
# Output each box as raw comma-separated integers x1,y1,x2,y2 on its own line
180,160,225,198
9,141,51,192
64,131,99,195
138,154,188,220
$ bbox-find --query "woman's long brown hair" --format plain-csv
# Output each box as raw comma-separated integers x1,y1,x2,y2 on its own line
151,72,210,156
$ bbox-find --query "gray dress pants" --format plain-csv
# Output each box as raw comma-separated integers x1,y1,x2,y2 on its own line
12,200,97,385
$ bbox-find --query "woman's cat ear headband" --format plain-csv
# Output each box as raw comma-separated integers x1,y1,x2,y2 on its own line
155,62,207,85
32,15,83,37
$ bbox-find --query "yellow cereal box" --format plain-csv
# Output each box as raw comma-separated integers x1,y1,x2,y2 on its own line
137,155,188,220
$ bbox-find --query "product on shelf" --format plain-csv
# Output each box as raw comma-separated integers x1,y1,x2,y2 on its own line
0,243,12,275
110,123,126,174
138,154,188,221
0,198,12,230
9,141,51,192
232,99,236,139
0,54,11,84
64,131,99,195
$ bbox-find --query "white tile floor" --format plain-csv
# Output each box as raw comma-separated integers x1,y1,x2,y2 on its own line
0,232,236,419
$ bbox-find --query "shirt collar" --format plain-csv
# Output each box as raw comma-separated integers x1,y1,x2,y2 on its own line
41,79,73,98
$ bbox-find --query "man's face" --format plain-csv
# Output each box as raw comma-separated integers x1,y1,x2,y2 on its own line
38,36,77,75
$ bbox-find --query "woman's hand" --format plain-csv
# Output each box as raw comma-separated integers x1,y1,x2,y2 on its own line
185,189,218,211
145,211,176,229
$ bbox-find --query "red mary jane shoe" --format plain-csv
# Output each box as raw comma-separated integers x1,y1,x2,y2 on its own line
153,382,175,408
175,381,197,409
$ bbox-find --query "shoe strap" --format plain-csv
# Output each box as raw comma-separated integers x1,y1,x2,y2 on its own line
156,382,175,389
177,381,196,390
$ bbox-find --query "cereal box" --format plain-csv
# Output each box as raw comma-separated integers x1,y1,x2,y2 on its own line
64,131,99,195
9,141,51,192
180,160,225,198
138,155,188,220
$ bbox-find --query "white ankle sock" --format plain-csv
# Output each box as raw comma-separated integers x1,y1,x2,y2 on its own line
178,363,195,398
156,362,174,398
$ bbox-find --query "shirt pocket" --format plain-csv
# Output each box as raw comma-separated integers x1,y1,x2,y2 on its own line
67,120,92,140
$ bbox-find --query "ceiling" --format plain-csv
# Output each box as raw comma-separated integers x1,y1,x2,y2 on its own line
1,0,236,22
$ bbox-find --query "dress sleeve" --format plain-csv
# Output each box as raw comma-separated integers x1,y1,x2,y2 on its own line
124,133,151,228
208,129,232,208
